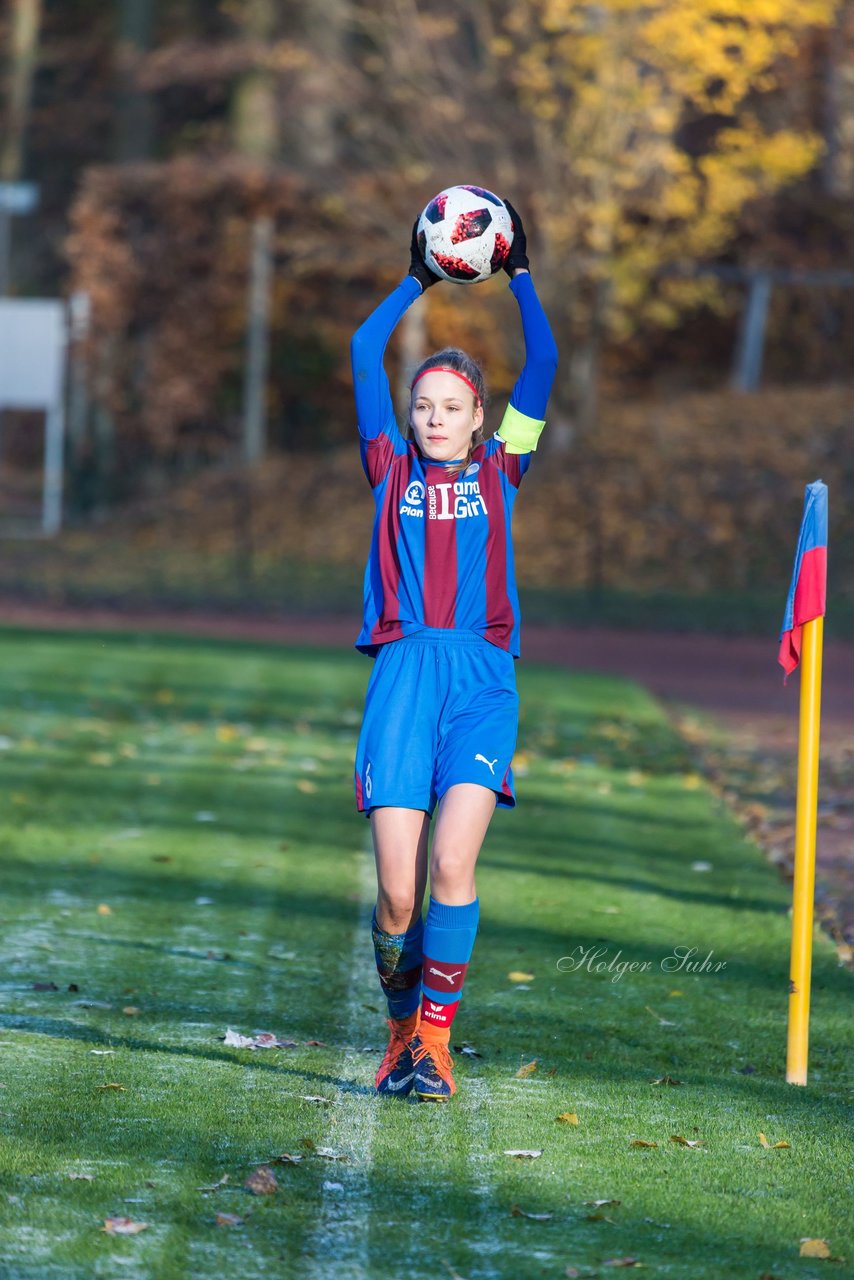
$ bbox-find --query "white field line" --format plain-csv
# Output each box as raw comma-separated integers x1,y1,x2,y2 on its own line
299,846,512,1280
300,839,380,1280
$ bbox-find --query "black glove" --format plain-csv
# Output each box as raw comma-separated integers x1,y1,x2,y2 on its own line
408,218,442,291
502,198,529,276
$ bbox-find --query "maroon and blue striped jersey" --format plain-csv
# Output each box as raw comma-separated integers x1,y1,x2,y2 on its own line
351,272,558,658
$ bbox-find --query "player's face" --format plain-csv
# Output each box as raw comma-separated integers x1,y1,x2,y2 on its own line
410,370,484,463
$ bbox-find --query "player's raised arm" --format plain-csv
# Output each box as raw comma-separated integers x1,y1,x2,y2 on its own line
493,200,559,456
350,221,441,444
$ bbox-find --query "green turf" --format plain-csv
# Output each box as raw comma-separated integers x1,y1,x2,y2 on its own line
0,627,851,1280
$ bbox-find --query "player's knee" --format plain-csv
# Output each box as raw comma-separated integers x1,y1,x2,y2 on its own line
430,848,471,892
376,888,420,933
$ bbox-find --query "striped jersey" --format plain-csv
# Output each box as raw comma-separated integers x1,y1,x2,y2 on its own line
351,272,557,658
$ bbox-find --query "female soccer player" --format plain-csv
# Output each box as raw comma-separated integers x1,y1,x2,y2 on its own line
350,201,558,1101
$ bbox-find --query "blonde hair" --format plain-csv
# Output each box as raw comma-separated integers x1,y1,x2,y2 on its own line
406,347,486,480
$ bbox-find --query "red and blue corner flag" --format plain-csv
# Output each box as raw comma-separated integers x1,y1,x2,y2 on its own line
778,480,828,685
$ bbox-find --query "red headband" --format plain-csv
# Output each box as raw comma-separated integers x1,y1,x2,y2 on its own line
410,366,481,405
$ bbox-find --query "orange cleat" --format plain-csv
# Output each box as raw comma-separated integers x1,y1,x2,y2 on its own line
411,1031,456,1100
375,1011,420,1096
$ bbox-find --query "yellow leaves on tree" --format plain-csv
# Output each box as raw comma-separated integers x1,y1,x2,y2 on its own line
496,0,836,338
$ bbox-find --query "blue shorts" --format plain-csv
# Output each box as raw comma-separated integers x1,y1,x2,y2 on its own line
354,628,519,819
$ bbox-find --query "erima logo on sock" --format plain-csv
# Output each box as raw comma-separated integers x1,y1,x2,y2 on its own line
475,754,498,775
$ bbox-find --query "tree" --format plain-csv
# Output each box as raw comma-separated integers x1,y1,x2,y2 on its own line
485,0,837,445
114,0,157,162
1,0,42,183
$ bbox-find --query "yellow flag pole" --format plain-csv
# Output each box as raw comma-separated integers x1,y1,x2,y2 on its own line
786,614,824,1085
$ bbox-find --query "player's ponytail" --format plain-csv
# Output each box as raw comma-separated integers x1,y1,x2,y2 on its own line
407,348,487,479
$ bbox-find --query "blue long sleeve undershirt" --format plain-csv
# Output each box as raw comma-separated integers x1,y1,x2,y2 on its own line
350,272,557,442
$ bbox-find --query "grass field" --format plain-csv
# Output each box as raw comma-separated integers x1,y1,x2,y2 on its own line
0,627,852,1280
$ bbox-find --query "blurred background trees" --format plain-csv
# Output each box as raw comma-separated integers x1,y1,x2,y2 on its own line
1,0,853,614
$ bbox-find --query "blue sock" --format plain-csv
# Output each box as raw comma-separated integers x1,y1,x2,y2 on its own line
371,907,424,1020
419,895,480,1033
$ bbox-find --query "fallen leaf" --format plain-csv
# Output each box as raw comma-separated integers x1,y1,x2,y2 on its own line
799,1239,830,1259
97,904,112,915
96,1083,126,1091
602,1259,642,1267
443,1264,468,1280
584,1199,621,1207
197,1174,230,1192
510,1204,554,1220
503,1149,543,1159
630,1140,657,1148
122,1006,140,1016
273,1153,304,1164
669,1135,703,1147
758,1132,790,1149
508,971,535,983
221,1028,298,1050
650,1076,682,1086
556,1112,579,1125
252,1032,283,1047
453,1043,482,1058
101,1217,148,1235
644,1006,676,1026
516,1060,538,1078
244,1166,278,1195
314,1147,348,1161
215,1212,243,1227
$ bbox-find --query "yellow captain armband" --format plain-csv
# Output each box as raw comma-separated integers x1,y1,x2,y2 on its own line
494,402,546,455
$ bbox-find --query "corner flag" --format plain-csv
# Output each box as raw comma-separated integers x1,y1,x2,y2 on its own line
780,479,828,1087
778,480,828,685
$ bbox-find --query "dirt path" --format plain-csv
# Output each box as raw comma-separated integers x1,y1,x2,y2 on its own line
2,600,851,956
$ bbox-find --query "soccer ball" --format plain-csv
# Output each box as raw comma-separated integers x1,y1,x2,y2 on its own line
416,185,513,284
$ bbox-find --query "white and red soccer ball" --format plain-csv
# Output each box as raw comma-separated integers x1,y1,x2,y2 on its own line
416,185,513,284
